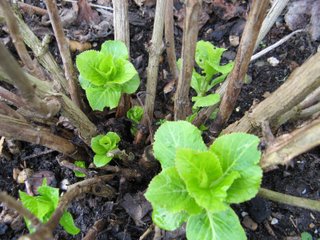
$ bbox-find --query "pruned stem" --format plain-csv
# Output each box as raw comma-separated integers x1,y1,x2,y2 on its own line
0,0,45,80
113,0,131,118
0,67,97,145
44,0,81,108
3,6,69,94
258,188,320,212
135,0,167,144
165,0,179,81
255,0,289,50
210,0,269,135
0,114,83,159
0,43,60,119
23,175,115,240
0,192,41,228
0,102,25,120
0,86,24,108
223,51,320,134
174,0,202,120
261,117,320,170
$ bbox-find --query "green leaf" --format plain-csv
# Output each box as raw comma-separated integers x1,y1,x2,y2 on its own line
76,50,115,86
301,232,313,240
99,132,120,152
37,184,59,208
94,154,113,167
175,149,239,212
195,41,226,78
191,70,206,96
100,40,128,60
111,60,138,85
209,133,262,203
127,106,144,124
19,191,52,221
91,135,107,154
122,74,140,94
86,85,122,110
152,207,189,231
186,207,246,240
78,75,92,90
74,161,86,178
60,211,80,235
192,94,221,108
145,167,201,215
153,121,207,169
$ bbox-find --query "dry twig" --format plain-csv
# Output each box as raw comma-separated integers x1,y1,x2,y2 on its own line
0,43,60,119
210,0,269,135
113,0,131,118
0,1,45,80
259,188,320,212
0,192,41,228
165,0,179,82
174,0,202,120
44,0,81,108
135,0,167,144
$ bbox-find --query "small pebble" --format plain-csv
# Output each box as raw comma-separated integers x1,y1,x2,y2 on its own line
271,218,279,225
242,216,258,231
309,223,315,228
60,179,70,191
241,211,248,217
229,35,240,47
267,57,280,67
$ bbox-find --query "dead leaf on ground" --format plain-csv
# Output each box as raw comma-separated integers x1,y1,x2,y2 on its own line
68,39,92,52
77,0,100,25
120,192,152,226
285,0,320,40
133,0,156,7
212,0,248,21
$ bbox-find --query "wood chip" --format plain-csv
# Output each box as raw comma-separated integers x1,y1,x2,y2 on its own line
0,136,4,155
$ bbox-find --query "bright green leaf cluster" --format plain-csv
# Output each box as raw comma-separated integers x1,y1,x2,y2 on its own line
127,106,144,135
74,160,86,178
192,40,233,98
76,40,140,110
145,121,262,240
19,179,80,235
91,132,121,167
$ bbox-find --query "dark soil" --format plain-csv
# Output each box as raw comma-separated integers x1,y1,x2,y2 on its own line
0,1,319,240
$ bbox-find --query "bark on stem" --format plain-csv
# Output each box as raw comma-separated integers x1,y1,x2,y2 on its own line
258,188,320,212
174,0,202,120
0,114,82,159
0,86,24,108
4,7,69,94
135,0,167,143
23,175,115,240
113,0,131,118
210,0,269,135
44,0,81,108
0,43,60,119
0,102,25,120
0,68,97,145
261,117,320,170
223,52,320,134
0,192,41,228
0,0,44,80
165,0,179,81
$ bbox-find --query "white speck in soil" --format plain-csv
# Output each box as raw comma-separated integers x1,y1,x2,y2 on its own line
271,218,279,225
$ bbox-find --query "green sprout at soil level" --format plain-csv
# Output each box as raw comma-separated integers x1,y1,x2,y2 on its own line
76,40,140,111
145,121,262,240
19,179,79,235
